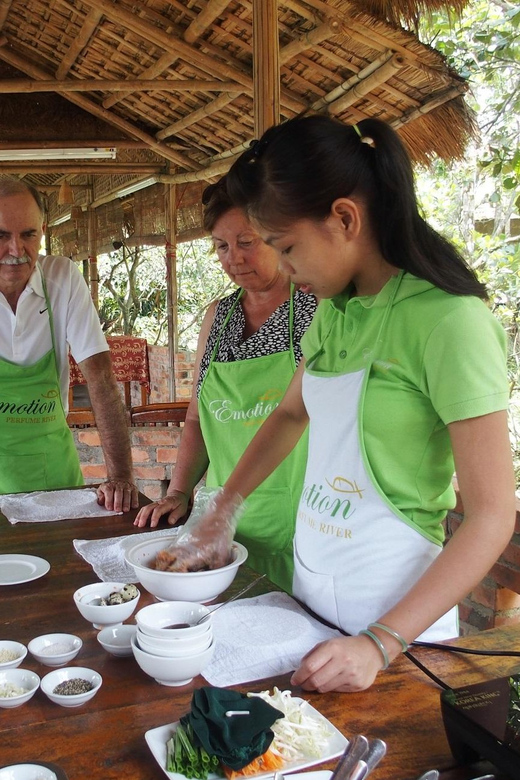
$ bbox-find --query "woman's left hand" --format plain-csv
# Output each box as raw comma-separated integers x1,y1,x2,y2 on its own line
290,634,386,693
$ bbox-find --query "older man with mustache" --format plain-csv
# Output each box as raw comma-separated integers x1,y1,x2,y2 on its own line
0,176,137,511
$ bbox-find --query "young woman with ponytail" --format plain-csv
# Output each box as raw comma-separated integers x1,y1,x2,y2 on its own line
158,115,516,693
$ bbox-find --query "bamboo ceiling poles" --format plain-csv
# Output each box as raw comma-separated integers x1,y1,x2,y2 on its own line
0,45,199,170
0,78,244,93
0,0,13,30
183,0,232,44
56,8,102,80
253,0,280,139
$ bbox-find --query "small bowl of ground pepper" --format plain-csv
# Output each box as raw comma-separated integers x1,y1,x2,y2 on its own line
40,667,102,708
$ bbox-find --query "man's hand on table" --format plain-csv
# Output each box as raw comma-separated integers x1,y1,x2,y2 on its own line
97,479,139,513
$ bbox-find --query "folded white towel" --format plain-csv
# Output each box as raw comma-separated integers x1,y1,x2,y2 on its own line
0,488,119,524
204,591,343,687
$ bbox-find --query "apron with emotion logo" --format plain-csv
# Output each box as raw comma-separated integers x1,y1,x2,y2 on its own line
0,268,84,494
293,273,458,640
199,288,308,593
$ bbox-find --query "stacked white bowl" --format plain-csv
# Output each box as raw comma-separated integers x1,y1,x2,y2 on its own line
133,601,215,686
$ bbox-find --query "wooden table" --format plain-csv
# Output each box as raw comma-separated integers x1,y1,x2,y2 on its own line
1,493,519,780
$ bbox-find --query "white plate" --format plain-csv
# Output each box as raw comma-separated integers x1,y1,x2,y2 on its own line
145,699,347,780
0,765,57,780
0,554,50,585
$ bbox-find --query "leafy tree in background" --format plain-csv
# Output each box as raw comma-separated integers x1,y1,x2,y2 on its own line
98,238,231,350
417,0,520,484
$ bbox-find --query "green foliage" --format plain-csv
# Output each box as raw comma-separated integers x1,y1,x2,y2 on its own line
97,239,232,350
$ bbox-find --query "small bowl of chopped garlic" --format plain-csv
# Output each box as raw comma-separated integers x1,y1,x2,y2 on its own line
28,633,82,667
40,667,102,708
0,668,40,708
0,640,27,669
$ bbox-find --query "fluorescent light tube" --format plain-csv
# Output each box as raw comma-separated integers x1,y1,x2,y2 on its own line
0,147,117,160
49,213,72,226
114,177,157,198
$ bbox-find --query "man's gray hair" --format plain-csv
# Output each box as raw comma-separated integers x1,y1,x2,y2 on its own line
0,175,45,215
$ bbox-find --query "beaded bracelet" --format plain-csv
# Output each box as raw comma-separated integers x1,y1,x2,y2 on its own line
368,622,409,652
358,629,390,670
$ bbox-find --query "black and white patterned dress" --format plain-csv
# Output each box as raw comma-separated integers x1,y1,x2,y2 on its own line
196,288,317,397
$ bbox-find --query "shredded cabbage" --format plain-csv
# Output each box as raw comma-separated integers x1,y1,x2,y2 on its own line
248,687,333,762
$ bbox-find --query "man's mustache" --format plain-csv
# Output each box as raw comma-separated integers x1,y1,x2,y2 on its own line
0,254,31,265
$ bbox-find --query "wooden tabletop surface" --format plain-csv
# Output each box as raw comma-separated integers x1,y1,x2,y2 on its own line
1,490,518,780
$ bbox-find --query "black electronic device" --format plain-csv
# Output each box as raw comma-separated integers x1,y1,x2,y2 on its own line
440,674,520,779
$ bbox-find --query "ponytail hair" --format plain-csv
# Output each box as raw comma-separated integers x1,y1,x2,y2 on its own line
226,115,487,299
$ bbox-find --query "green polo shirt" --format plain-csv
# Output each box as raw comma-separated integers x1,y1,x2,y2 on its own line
301,272,509,543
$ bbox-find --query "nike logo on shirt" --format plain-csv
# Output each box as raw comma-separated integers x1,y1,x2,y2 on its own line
39,308,48,314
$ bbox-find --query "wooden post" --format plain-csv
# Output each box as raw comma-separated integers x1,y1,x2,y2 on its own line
165,183,178,400
87,206,99,311
252,0,280,138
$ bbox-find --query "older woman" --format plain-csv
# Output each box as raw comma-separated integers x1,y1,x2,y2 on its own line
134,179,317,592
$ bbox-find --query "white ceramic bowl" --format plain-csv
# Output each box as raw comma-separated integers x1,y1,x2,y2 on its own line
0,640,27,670
0,668,40,708
97,624,137,657
28,633,82,667
73,582,140,628
124,538,248,603
135,601,211,639
0,765,58,780
40,666,102,708
131,633,215,686
136,627,212,658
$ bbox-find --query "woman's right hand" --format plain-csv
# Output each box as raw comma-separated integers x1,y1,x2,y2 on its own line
133,490,190,528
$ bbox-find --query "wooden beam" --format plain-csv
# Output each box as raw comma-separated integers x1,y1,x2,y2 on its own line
0,44,200,170
164,183,178,399
0,0,13,30
390,86,467,128
327,53,407,115
0,78,244,93
0,163,164,174
184,0,233,44
81,0,253,90
0,140,149,149
56,8,103,80
312,50,398,110
103,52,180,110
279,17,341,64
253,0,279,138
156,92,238,140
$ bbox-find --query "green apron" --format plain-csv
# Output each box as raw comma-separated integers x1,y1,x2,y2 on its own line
199,289,308,593
0,269,84,494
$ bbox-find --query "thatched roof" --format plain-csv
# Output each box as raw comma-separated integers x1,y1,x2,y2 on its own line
0,0,475,252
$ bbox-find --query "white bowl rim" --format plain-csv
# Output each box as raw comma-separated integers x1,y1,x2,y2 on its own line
0,668,40,695
131,632,214,660
97,624,137,645
73,581,140,604
28,633,82,656
125,539,247,576
40,666,102,698
135,627,211,645
0,641,27,666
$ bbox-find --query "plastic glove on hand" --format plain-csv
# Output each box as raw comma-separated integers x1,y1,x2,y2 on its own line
154,488,244,572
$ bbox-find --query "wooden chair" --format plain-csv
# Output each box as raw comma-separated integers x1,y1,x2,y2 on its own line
130,400,190,426
67,335,150,427
67,336,190,428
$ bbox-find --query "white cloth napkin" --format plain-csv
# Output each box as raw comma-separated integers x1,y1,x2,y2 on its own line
73,527,179,582
204,591,343,687
0,488,120,525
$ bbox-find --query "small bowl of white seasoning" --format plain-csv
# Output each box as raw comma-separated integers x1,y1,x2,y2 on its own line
40,667,102,708
0,668,40,708
28,633,82,667
0,640,27,669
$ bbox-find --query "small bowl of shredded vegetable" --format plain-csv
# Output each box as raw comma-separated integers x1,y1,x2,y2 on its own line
0,668,40,708
0,640,27,670
40,667,102,708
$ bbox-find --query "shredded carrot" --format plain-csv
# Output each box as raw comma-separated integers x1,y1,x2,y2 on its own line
221,747,284,779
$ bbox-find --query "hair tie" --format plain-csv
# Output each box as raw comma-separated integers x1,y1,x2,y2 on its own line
352,124,376,148
248,138,269,160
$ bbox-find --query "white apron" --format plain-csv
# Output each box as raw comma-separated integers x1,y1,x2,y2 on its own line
293,275,458,642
